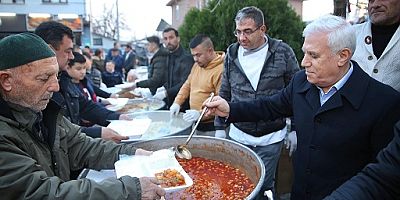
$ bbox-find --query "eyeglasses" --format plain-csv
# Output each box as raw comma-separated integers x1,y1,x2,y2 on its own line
233,26,261,37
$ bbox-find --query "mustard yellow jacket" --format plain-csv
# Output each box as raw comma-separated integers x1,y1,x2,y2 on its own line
173,51,225,123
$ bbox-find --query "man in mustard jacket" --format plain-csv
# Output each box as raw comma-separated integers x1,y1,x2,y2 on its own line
170,34,224,136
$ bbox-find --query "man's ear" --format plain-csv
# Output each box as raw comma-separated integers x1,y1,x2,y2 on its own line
0,71,12,91
337,48,352,67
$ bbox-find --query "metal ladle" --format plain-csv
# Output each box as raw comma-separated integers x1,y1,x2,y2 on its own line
175,92,215,159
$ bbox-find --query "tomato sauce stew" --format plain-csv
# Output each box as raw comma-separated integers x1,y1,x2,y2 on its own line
165,157,255,200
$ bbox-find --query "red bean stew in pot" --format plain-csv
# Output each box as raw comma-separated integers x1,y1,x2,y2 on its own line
165,157,255,200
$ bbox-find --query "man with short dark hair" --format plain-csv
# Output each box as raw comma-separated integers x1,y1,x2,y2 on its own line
169,34,224,136
35,21,128,143
122,44,136,78
0,32,165,200
214,6,300,199
153,28,194,110
109,48,124,78
127,36,168,95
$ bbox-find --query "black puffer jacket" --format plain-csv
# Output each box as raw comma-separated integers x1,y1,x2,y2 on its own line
163,45,194,109
137,47,169,95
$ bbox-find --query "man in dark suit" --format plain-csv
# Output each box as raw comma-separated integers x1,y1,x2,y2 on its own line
205,15,400,200
122,44,136,79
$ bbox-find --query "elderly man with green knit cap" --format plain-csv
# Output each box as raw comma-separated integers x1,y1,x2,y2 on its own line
0,33,165,199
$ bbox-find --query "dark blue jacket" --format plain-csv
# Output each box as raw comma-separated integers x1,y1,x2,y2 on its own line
102,71,123,88
54,71,120,138
79,76,111,99
227,61,400,200
324,120,400,200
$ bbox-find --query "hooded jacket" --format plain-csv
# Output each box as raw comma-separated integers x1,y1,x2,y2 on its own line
174,51,225,123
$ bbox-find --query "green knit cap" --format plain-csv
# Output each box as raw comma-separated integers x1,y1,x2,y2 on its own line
0,32,56,70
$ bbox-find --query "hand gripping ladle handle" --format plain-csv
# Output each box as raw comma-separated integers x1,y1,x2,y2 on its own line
184,92,214,145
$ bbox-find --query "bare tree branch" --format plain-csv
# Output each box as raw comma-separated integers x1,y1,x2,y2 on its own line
92,3,130,39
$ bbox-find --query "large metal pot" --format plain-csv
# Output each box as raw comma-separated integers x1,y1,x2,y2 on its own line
132,136,265,199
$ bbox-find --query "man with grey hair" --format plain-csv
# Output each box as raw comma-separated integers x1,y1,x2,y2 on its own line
205,14,400,199
214,6,299,199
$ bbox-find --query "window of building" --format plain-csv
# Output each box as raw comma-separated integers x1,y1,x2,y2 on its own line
42,0,68,3
196,0,201,9
0,0,25,4
93,38,103,46
175,5,179,21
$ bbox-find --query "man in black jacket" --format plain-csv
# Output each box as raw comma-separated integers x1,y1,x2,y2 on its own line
35,21,128,143
127,36,168,95
325,119,400,199
153,28,194,110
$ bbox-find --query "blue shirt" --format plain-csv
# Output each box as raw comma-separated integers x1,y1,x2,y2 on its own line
318,63,353,106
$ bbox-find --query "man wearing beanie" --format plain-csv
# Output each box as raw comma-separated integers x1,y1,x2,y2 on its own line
34,21,128,143
0,33,165,199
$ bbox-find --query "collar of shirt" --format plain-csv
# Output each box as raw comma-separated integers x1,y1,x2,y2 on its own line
318,62,353,106
242,35,269,56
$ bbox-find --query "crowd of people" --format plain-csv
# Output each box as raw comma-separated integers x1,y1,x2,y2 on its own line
0,0,399,199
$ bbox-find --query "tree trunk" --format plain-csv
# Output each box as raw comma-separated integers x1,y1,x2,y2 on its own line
333,0,348,17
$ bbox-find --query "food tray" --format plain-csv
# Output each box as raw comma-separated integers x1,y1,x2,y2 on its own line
114,98,165,113
114,149,193,192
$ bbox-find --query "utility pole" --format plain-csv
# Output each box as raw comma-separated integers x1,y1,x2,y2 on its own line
116,0,120,42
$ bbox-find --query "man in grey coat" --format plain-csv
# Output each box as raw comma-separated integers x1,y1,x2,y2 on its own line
0,33,165,199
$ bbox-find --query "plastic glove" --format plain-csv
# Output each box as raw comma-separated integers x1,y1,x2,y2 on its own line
183,109,201,123
155,86,166,94
169,103,181,116
284,131,297,156
127,69,138,82
215,130,226,138
137,88,152,98
153,90,166,100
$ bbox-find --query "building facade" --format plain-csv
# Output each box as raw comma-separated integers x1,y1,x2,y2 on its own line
0,0,85,44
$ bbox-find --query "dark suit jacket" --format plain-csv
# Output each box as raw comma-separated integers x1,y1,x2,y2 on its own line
228,61,400,200
325,120,400,199
123,50,136,73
